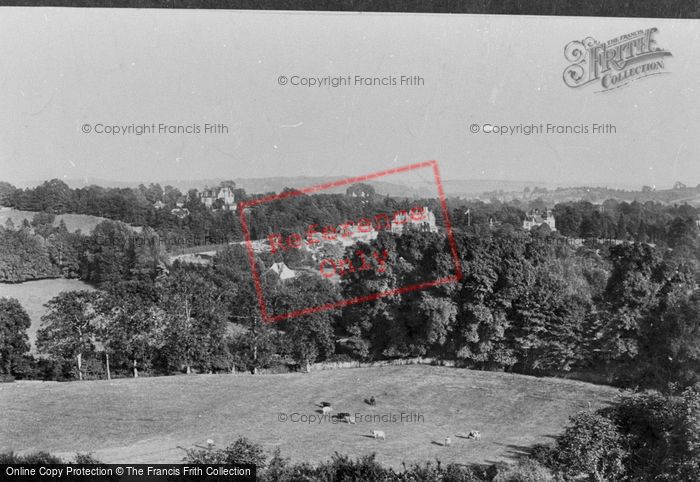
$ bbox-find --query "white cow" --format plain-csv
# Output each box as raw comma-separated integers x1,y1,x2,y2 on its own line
371,430,386,440
322,406,332,415
467,430,481,440
444,436,452,447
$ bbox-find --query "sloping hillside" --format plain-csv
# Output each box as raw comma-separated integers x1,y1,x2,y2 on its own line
0,365,618,467
0,208,108,234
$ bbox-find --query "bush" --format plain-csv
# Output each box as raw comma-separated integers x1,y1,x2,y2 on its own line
183,437,266,468
402,460,488,481
34,357,74,381
546,411,626,480
73,452,102,464
0,451,64,463
314,453,390,481
528,443,557,468
537,386,700,481
491,459,557,482
9,355,39,380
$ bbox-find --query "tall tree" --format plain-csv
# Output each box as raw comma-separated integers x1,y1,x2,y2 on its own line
36,291,101,380
0,297,31,377
212,245,278,373
276,274,338,371
100,281,165,377
159,267,227,374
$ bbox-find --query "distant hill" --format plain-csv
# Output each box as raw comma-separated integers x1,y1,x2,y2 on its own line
16,176,568,198
415,179,566,197
478,185,700,206
12,176,700,205
19,176,434,198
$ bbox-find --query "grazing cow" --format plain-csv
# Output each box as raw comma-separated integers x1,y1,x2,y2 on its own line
371,430,386,440
467,430,481,440
336,412,356,424
322,406,332,415
444,437,452,447
364,396,376,406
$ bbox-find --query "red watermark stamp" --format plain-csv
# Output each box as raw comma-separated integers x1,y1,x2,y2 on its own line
239,160,462,323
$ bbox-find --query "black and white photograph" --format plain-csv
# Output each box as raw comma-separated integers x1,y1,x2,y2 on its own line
1,2,699,481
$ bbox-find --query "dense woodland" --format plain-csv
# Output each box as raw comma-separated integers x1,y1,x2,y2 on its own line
2,180,699,277
1,180,700,393
1,224,699,395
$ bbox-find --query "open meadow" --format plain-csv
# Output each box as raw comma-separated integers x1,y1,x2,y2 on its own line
0,208,109,234
0,365,619,468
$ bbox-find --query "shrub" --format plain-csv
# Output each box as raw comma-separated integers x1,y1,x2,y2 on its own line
183,437,266,468
0,451,64,464
73,452,102,464
34,357,74,381
313,453,392,481
548,411,626,480
491,458,557,482
402,460,488,481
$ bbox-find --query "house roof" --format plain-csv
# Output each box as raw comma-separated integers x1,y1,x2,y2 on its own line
269,262,296,280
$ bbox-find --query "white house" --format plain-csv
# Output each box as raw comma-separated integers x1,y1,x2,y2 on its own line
523,209,556,231
269,262,296,280
390,207,438,234
200,186,236,211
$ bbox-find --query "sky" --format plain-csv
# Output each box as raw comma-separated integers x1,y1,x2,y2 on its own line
0,8,698,189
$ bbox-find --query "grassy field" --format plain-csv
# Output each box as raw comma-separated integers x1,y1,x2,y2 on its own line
0,279,94,351
0,365,619,468
0,208,108,234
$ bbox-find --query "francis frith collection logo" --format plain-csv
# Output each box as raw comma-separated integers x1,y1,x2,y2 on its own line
563,28,672,92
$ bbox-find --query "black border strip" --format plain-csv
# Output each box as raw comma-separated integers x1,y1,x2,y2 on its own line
0,1,699,19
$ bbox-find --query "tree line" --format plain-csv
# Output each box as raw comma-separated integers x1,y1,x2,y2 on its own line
4,179,699,261
551,199,700,246
2,225,699,393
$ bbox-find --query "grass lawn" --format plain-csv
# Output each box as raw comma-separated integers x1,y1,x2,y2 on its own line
0,365,619,468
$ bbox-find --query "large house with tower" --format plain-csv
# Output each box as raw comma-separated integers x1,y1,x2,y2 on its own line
199,184,236,211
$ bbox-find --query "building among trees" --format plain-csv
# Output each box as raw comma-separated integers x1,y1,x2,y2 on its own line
522,209,556,231
200,183,236,211
269,261,296,280
390,206,438,234
346,183,375,198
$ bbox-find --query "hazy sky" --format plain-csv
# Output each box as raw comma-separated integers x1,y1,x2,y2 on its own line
0,8,698,188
